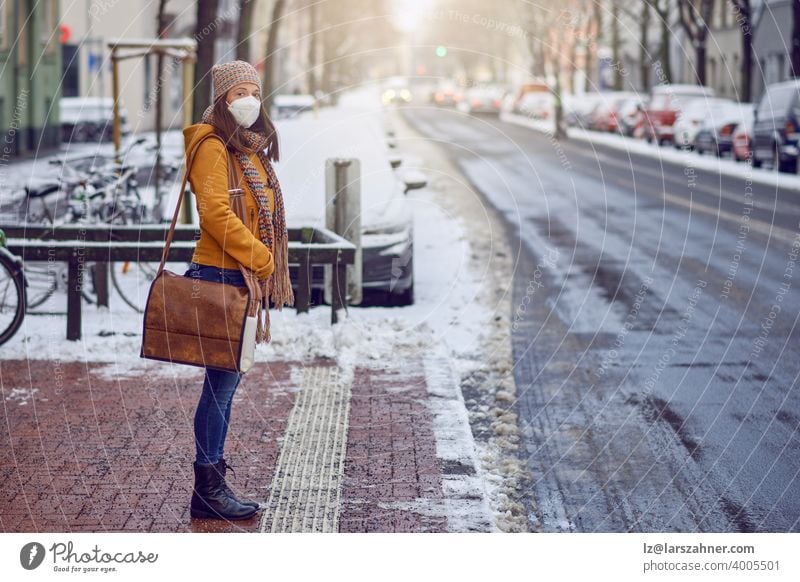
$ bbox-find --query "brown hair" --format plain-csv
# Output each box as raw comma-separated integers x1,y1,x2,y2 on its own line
211,96,280,162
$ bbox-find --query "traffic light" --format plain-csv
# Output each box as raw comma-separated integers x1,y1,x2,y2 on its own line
435,46,447,58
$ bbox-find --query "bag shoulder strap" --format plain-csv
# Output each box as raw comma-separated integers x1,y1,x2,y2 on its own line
157,134,248,275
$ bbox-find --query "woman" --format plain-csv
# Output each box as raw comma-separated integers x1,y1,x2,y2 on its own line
181,60,294,521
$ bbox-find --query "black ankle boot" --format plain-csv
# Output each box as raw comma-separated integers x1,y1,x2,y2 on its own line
190,461,259,520
216,458,260,509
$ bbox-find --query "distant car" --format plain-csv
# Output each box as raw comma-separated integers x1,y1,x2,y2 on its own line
277,114,414,305
694,102,754,157
382,77,412,105
430,82,462,107
642,84,715,145
271,94,317,119
752,79,800,172
510,81,550,114
60,97,131,143
458,86,505,115
673,97,737,150
516,91,554,119
590,92,638,132
732,109,755,161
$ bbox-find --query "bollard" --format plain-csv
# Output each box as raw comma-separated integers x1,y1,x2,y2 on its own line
325,158,362,309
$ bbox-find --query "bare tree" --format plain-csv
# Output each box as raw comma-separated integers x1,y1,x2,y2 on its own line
192,0,220,122
261,0,286,110
585,0,603,91
306,0,318,95
729,0,753,101
610,0,623,90
646,0,673,84
236,0,256,61
677,0,716,85
617,0,652,92
318,0,395,97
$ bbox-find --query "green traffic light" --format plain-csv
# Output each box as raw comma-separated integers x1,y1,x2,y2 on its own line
435,46,447,58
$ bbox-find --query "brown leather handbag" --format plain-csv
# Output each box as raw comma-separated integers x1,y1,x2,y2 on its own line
140,135,263,373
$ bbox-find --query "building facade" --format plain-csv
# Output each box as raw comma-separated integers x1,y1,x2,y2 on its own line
0,0,62,156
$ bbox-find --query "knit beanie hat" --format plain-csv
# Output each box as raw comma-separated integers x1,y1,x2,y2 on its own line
211,60,262,103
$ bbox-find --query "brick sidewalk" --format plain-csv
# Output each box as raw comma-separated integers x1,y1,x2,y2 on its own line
0,355,492,533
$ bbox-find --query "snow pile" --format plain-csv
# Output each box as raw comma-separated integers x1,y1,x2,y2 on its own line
500,110,800,191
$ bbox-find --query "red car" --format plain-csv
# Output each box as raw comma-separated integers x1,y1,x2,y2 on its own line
590,92,637,132
642,84,715,144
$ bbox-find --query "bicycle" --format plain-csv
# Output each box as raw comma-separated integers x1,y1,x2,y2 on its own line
14,136,185,313
0,228,26,346
16,139,150,309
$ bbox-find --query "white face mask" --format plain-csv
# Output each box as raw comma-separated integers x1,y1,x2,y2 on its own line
226,95,261,128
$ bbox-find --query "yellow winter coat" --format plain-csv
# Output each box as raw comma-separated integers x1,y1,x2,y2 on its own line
182,123,275,280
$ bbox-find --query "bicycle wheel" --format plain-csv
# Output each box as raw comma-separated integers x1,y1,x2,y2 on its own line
23,263,58,309
111,260,160,312
0,250,26,346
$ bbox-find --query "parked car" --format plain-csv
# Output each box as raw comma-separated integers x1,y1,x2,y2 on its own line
732,108,755,161
752,79,800,172
616,96,646,137
564,93,606,128
673,97,737,150
590,92,638,132
641,84,715,145
516,91,554,119
694,102,754,157
60,97,131,143
277,113,414,305
271,94,317,119
458,85,505,115
510,81,551,114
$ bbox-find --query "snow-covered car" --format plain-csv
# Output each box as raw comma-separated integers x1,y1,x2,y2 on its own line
564,93,606,128
694,102,754,157
270,94,317,120
516,91,554,119
60,97,131,143
458,86,505,115
276,114,414,305
616,96,646,136
590,91,638,132
673,97,735,150
642,84,715,144
510,81,550,114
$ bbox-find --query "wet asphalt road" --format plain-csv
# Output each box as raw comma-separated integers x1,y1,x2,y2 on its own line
402,106,800,532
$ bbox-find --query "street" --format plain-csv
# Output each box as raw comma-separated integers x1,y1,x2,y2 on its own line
402,106,800,532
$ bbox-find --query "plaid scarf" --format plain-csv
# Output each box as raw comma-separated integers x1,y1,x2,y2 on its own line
202,105,294,343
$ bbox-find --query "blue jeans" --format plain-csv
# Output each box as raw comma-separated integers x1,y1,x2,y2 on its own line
183,262,246,466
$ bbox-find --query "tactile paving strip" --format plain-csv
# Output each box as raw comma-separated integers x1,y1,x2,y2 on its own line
259,365,352,532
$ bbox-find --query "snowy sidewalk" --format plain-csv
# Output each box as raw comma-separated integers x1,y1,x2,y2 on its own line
0,352,494,533
1,96,521,532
